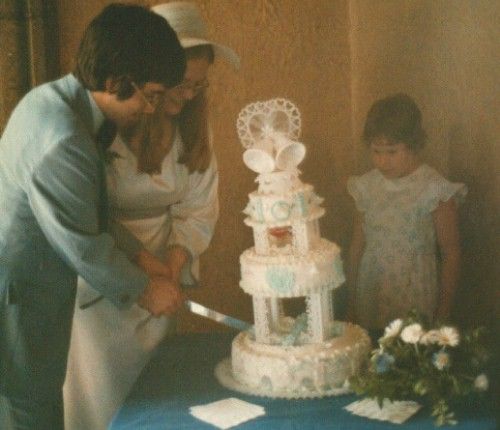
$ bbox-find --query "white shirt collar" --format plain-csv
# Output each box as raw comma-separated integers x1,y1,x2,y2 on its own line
86,90,106,136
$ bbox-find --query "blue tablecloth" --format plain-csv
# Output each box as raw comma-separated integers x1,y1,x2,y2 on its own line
110,332,496,430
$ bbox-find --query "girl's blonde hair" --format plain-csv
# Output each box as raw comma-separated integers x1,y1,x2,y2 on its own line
134,44,214,174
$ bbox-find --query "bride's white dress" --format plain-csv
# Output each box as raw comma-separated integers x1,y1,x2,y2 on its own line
63,129,219,430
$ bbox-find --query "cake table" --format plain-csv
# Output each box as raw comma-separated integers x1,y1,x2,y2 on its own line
109,332,496,430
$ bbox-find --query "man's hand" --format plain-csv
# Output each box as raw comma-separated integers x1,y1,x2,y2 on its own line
137,276,185,317
135,249,171,278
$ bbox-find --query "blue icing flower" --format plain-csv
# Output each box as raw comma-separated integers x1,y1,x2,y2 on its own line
271,201,291,221
296,192,308,216
255,199,265,222
282,313,308,346
266,267,295,293
260,376,273,391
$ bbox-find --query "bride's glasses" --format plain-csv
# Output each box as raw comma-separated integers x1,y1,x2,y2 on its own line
173,78,209,94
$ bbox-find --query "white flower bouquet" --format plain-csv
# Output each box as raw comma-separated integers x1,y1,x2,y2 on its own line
350,312,490,426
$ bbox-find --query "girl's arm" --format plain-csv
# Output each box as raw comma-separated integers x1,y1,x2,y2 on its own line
346,212,365,321
432,198,461,321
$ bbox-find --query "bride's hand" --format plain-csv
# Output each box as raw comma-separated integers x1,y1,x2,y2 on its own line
135,249,172,279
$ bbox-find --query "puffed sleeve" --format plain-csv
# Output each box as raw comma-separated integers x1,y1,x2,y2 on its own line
347,174,369,212
28,134,148,308
422,168,468,213
166,152,219,287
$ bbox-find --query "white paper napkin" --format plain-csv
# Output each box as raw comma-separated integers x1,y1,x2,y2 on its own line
344,398,422,424
189,397,266,429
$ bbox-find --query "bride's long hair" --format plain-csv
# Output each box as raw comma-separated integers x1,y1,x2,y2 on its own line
129,44,214,174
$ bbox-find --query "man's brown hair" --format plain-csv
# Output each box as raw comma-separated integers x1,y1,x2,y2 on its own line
74,3,186,99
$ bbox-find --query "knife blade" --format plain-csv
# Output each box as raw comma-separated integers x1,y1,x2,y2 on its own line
135,300,252,333
185,300,252,331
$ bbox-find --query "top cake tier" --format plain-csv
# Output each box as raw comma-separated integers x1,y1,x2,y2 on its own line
243,171,325,227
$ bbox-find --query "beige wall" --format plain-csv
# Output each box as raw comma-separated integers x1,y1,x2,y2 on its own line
55,0,499,331
0,1,59,133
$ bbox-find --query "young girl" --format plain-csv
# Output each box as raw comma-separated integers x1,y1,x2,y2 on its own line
347,93,466,331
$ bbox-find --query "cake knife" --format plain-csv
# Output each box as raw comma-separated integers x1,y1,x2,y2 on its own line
135,300,252,332
185,300,252,331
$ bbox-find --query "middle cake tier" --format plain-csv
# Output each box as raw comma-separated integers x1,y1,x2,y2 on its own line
239,238,345,298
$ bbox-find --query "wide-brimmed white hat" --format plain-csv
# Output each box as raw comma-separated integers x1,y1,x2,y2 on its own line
151,2,240,69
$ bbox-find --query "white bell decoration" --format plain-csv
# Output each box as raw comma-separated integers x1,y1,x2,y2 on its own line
242,137,275,174
237,98,304,174
273,134,306,171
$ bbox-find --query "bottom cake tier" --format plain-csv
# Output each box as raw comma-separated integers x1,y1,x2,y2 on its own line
215,322,371,399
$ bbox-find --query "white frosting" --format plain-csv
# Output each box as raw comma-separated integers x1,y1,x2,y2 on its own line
243,183,325,226
255,170,302,194
227,322,371,398
240,239,345,297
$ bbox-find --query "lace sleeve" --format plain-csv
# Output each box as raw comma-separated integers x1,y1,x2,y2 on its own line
347,175,368,212
425,177,467,213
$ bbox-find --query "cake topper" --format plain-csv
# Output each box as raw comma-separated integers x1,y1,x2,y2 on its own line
236,98,305,174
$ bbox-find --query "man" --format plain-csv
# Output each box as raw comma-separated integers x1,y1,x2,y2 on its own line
0,4,186,428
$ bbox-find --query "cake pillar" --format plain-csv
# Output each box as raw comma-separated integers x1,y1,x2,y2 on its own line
308,290,333,343
291,222,309,254
253,225,270,255
309,219,320,246
269,298,282,331
252,296,271,343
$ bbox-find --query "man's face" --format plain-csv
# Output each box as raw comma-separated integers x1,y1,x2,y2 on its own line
106,82,165,129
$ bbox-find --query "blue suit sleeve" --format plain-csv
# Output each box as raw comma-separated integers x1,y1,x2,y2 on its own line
27,135,148,308
108,219,144,259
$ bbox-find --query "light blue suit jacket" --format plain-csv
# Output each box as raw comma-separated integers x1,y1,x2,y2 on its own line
0,74,148,398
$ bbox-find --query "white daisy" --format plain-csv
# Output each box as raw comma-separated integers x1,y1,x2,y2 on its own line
419,329,440,345
474,374,489,391
382,319,403,339
437,326,460,347
400,323,424,344
432,351,450,370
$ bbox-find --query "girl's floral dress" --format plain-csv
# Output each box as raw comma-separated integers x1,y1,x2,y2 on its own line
348,164,466,329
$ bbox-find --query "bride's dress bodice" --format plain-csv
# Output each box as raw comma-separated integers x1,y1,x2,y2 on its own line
105,128,219,282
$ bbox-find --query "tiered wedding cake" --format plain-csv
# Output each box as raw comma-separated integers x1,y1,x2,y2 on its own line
215,99,371,398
